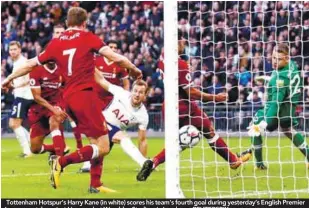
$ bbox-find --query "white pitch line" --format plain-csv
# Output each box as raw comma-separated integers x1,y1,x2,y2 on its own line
1,171,77,178
215,189,309,198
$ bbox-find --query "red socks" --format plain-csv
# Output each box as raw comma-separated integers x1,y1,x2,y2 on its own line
72,127,83,149
58,145,94,168
153,148,166,169
42,144,55,154
208,137,237,163
51,130,65,156
90,156,104,188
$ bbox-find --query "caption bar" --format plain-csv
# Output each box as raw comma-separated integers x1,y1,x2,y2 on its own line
2,199,308,208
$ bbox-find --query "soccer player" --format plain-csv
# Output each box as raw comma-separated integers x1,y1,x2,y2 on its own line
51,24,83,150
80,40,130,172
2,7,141,193
28,62,68,156
7,41,33,158
53,24,65,38
94,68,149,168
247,43,309,170
137,31,252,181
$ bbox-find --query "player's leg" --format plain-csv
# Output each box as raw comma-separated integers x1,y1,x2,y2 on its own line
113,131,148,167
30,120,54,154
251,109,278,169
79,97,113,173
152,148,166,169
282,127,309,162
87,135,117,193
280,110,309,166
49,90,113,191
49,115,66,156
190,103,251,169
68,116,83,149
50,134,110,189
137,148,164,181
250,109,266,169
279,104,309,166
9,98,32,157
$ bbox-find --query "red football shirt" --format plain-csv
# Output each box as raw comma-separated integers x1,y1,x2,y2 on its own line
178,59,193,99
158,57,192,99
37,29,105,99
29,65,62,105
94,55,128,99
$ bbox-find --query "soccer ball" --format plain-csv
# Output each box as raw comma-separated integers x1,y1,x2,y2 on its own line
179,125,201,148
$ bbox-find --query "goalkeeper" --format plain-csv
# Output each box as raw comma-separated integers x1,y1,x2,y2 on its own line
248,43,309,170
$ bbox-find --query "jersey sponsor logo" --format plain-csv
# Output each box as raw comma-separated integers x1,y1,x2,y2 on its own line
112,109,129,126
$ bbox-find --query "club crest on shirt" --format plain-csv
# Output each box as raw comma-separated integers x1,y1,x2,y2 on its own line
185,73,191,82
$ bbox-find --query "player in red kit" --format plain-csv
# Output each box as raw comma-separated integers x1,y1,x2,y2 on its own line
94,40,130,109
137,31,252,181
28,62,69,157
2,7,141,193
80,40,130,172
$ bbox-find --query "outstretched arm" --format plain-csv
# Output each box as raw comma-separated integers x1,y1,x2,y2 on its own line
2,58,38,90
94,68,111,91
137,129,147,157
185,87,227,102
98,46,142,79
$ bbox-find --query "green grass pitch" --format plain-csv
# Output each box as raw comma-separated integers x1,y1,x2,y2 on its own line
2,137,309,198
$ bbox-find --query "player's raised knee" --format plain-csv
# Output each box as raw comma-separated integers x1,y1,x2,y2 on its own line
98,145,110,156
30,144,42,154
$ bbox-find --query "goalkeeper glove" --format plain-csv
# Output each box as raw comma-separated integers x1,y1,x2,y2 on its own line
247,120,268,137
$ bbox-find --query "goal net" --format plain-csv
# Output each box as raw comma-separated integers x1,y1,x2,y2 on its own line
166,1,309,198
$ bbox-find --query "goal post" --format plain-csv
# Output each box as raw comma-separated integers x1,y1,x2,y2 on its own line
166,1,309,198
164,0,184,198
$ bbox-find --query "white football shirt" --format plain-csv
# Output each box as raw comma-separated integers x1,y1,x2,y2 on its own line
103,84,149,131
12,55,33,100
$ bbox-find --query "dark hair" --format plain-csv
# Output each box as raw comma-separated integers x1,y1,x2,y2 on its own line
107,40,119,48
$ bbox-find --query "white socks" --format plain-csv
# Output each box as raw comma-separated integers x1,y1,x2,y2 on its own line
120,137,147,167
81,161,91,170
14,126,31,155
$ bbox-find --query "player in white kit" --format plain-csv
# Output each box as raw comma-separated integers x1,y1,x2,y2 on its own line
81,68,149,169
7,41,33,158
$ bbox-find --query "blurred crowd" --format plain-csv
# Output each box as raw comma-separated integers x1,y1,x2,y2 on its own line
178,1,309,110
2,1,309,114
1,1,164,111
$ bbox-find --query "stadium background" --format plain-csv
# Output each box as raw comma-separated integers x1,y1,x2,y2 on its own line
1,1,165,134
2,1,309,135
177,1,309,133
1,0,309,199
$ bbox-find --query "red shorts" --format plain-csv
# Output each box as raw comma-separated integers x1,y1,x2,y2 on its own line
28,104,60,139
65,90,108,138
97,95,113,111
162,100,213,132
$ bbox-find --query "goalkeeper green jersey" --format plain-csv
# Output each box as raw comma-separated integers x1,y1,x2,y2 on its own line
264,60,301,126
